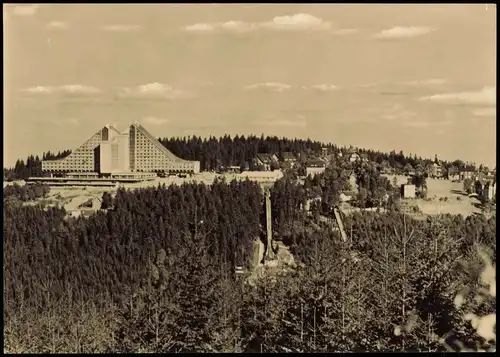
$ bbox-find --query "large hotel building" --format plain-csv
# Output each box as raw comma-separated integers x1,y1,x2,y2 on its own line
42,123,200,175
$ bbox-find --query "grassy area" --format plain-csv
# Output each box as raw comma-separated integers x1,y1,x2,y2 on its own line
383,174,482,217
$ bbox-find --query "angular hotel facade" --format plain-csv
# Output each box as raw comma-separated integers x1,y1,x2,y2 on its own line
42,123,200,175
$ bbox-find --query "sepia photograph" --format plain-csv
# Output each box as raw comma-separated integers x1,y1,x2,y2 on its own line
3,3,496,353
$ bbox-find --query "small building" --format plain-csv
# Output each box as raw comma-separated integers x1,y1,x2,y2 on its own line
447,166,460,181
237,170,284,183
306,166,326,178
460,170,476,181
431,163,442,178
254,153,279,171
380,160,392,174
281,152,297,166
348,152,361,163
483,182,496,202
225,166,241,174
401,184,416,199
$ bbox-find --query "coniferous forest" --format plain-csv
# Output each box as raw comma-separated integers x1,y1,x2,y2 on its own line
4,134,477,181
3,167,496,352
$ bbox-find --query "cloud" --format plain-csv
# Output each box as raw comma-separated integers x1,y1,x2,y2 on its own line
184,23,216,32
307,84,339,92
473,108,496,117
12,5,39,17
101,24,141,32
119,83,190,100
22,85,101,95
244,82,292,92
142,116,170,126
374,26,435,39
261,13,331,31
419,86,495,106
262,119,308,128
46,21,69,30
184,13,331,33
404,78,447,86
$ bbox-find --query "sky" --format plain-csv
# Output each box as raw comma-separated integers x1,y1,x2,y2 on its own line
3,4,497,167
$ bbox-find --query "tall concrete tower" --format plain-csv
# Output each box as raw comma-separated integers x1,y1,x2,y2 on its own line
264,189,275,260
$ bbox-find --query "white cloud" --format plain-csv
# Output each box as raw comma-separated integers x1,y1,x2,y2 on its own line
13,5,39,17
119,83,190,99
22,85,101,95
60,85,101,94
307,84,339,92
419,86,496,106
184,13,331,33
245,82,292,92
261,13,331,31
47,21,69,30
185,23,216,32
101,24,141,32
473,107,496,117
374,26,435,39
404,78,447,86
142,116,170,126
23,86,53,94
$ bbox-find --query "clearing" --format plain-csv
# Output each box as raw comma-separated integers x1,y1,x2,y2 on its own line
383,174,483,217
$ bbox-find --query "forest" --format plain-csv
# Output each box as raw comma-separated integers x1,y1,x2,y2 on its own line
4,134,477,180
3,168,496,353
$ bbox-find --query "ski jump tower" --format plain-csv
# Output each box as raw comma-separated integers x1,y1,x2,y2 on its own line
264,189,276,261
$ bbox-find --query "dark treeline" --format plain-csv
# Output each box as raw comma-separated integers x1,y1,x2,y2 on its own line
4,176,495,353
4,150,71,181
3,182,51,202
159,135,477,173
5,134,478,181
159,134,328,171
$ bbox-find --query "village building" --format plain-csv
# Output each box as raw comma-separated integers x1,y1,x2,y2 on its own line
431,163,443,178
483,181,496,202
401,184,416,199
305,159,326,178
254,153,279,171
281,152,297,167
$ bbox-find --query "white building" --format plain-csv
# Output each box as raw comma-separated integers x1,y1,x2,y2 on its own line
42,123,200,175
306,166,326,178
401,184,416,199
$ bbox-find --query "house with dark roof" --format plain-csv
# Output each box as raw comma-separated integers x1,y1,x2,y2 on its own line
345,148,368,163
281,152,297,163
305,159,327,178
254,153,279,171
447,166,460,181
347,150,361,163
460,169,476,181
